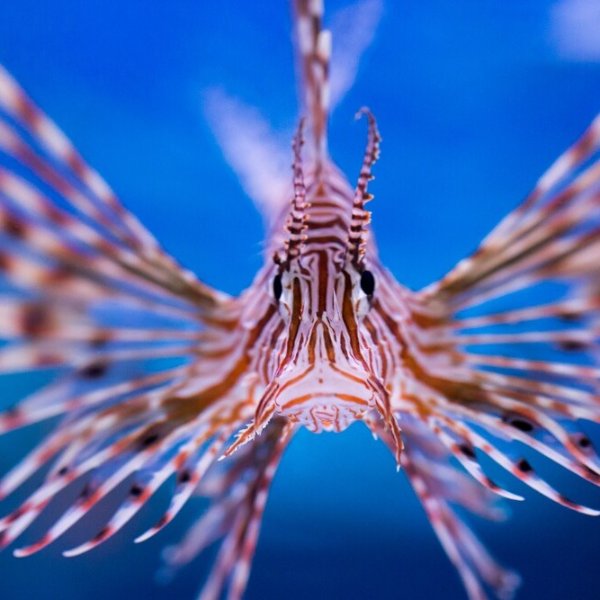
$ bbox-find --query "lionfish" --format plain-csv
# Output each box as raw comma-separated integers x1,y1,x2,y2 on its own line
0,1,599,598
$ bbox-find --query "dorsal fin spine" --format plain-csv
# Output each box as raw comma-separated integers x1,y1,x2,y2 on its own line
294,0,331,160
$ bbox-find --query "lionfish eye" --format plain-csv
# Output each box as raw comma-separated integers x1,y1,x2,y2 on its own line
273,274,283,301
360,270,375,296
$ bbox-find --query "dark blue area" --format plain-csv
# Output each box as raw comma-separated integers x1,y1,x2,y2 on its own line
0,1,599,598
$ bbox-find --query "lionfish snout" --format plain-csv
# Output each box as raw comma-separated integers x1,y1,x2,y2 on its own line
225,315,382,454
273,354,375,433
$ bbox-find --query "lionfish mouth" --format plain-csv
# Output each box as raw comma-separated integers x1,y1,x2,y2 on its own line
278,390,372,432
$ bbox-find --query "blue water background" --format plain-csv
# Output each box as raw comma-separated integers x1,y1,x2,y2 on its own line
0,1,599,598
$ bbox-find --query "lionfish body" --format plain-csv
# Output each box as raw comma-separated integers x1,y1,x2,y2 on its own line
0,1,599,598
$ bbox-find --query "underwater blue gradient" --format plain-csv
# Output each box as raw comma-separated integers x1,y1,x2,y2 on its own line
0,1,599,598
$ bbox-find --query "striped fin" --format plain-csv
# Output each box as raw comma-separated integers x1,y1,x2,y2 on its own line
0,64,259,569
15,450,158,557
160,420,292,600
6,409,216,555
435,413,600,516
293,0,332,156
0,418,162,550
421,417,524,502
371,415,520,600
0,367,193,497
0,64,227,312
399,115,600,515
0,66,152,251
134,433,230,544
203,1,381,225
424,113,600,305
0,167,213,311
0,366,189,435
371,116,600,595
58,430,222,557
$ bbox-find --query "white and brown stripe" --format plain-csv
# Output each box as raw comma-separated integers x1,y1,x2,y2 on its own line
0,3,599,600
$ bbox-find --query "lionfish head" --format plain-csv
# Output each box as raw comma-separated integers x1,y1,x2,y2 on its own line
268,236,379,434
241,113,401,449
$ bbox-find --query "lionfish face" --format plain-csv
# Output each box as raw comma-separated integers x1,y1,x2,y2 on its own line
268,241,378,433
249,115,392,436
